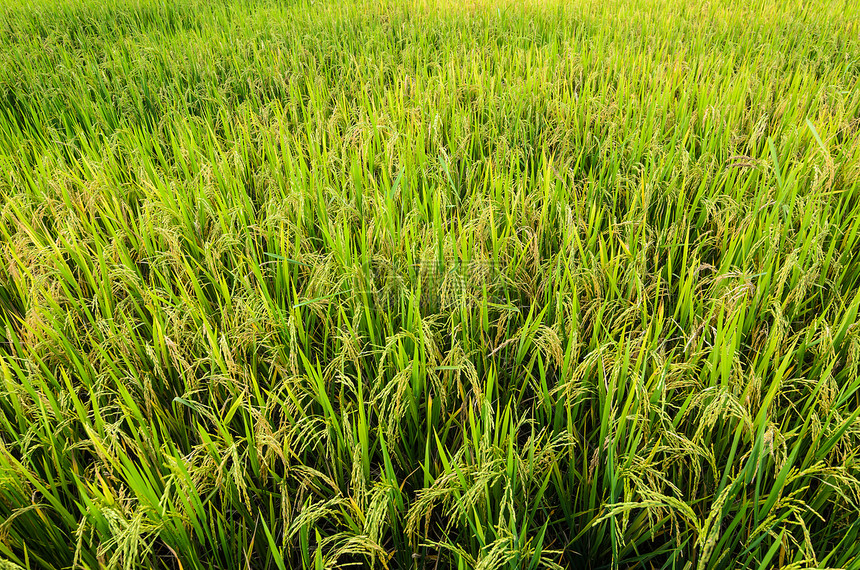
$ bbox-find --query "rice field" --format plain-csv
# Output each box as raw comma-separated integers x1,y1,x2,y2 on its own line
1,0,860,568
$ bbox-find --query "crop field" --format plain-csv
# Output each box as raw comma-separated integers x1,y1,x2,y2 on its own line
1,0,860,568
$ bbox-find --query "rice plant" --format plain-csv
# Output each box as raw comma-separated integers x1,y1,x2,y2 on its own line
1,0,860,568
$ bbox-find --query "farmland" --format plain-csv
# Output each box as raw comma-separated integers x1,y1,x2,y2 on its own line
1,0,860,568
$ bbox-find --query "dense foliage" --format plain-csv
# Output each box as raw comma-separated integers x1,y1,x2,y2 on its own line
1,0,860,568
